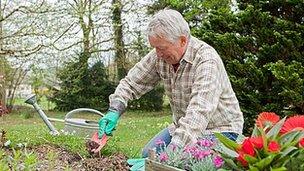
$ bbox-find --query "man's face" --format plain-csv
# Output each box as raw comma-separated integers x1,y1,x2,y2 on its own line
149,36,187,64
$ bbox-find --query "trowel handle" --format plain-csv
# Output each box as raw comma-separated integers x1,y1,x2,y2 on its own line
65,108,104,120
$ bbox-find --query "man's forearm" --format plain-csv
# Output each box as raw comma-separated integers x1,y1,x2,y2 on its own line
109,100,126,115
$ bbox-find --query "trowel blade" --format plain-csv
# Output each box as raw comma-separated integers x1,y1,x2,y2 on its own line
90,132,108,153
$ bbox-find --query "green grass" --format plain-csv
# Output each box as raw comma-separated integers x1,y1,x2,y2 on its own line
14,96,56,110
0,107,171,158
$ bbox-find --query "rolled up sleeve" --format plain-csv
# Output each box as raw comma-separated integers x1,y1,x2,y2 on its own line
109,51,160,111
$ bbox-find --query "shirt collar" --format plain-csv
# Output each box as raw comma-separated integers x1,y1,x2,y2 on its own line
180,36,194,65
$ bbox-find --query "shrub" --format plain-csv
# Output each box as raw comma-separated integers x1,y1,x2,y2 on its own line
128,84,165,111
51,55,115,112
0,103,8,116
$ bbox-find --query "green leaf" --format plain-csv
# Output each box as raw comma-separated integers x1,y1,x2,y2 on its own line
254,155,275,170
249,165,259,171
236,134,246,144
270,167,287,171
251,125,260,137
245,155,258,164
215,132,240,150
281,146,297,158
279,131,301,145
218,144,239,157
222,158,243,171
217,169,231,171
282,131,304,149
266,117,286,139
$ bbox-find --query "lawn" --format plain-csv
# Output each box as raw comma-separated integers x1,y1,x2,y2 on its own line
0,105,172,159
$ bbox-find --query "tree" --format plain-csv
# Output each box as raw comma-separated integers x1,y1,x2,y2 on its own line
5,64,28,109
194,1,304,134
112,0,127,80
52,56,115,111
148,0,304,134
0,0,71,108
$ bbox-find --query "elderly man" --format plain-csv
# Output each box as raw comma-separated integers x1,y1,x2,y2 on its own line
98,9,244,170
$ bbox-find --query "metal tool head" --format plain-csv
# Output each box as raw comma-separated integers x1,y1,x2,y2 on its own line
25,94,37,105
90,132,108,153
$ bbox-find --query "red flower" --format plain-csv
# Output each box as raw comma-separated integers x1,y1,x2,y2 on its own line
268,141,280,153
256,112,280,128
250,136,264,149
280,115,304,134
241,138,256,156
299,138,304,148
236,150,248,167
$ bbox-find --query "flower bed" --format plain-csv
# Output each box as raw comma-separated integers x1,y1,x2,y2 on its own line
148,112,304,170
215,112,304,170
145,158,184,171
150,136,225,171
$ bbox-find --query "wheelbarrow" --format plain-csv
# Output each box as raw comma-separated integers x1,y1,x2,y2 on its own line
24,94,104,138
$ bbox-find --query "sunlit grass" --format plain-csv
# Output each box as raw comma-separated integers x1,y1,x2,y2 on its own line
0,107,171,158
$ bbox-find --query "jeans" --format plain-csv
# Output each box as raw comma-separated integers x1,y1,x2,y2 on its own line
141,128,238,158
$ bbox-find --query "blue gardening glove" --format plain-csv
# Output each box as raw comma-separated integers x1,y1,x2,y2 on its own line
98,110,120,138
127,158,145,171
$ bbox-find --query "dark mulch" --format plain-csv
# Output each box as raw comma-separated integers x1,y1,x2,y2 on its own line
0,130,130,171
34,143,130,171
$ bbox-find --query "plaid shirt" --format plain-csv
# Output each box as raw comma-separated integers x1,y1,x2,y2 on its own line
110,36,244,147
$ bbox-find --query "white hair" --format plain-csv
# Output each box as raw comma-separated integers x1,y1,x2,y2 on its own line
147,9,190,43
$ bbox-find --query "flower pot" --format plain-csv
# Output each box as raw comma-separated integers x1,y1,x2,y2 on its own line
145,159,184,171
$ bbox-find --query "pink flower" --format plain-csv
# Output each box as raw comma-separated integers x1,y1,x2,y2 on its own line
249,136,264,149
268,141,280,153
193,150,212,160
256,112,280,128
213,155,224,168
236,150,248,167
280,115,304,134
183,145,198,154
168,143,177,151
299,138,304,148
197,139,213,147
155,139,165,146
159,152,169,162
241,138,256,156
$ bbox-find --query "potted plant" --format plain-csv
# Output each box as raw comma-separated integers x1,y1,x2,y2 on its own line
215,112,304,171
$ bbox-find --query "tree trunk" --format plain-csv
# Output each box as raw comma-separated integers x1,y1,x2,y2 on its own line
0,0,6,107
112,0,127,81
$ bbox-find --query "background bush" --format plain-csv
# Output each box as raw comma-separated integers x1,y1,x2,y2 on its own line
149,0,304,135
128,85,165,111
51,54,115,112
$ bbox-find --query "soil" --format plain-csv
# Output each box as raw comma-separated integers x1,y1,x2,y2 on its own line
86,140,100,155
33,143,130,171
0,136,130,171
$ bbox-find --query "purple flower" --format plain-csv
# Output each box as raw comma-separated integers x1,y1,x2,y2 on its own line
184,145,198,154
213,155,224,168
168,143,177,151
197,139,213,147
159,152,169,162
193,150,212,160
155,139,165,146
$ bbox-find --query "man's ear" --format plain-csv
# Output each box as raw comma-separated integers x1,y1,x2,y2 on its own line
179,35,187,47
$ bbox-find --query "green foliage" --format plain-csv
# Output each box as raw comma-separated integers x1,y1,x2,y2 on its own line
0,148,38,171
128,85,165,111
51,54,115,111
215,114,304,170
284,148,304,171
148,0,304,135
1,108,172,158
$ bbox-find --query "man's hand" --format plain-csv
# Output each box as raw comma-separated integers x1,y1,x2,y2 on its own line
127,158,145,171
98,110,120,138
